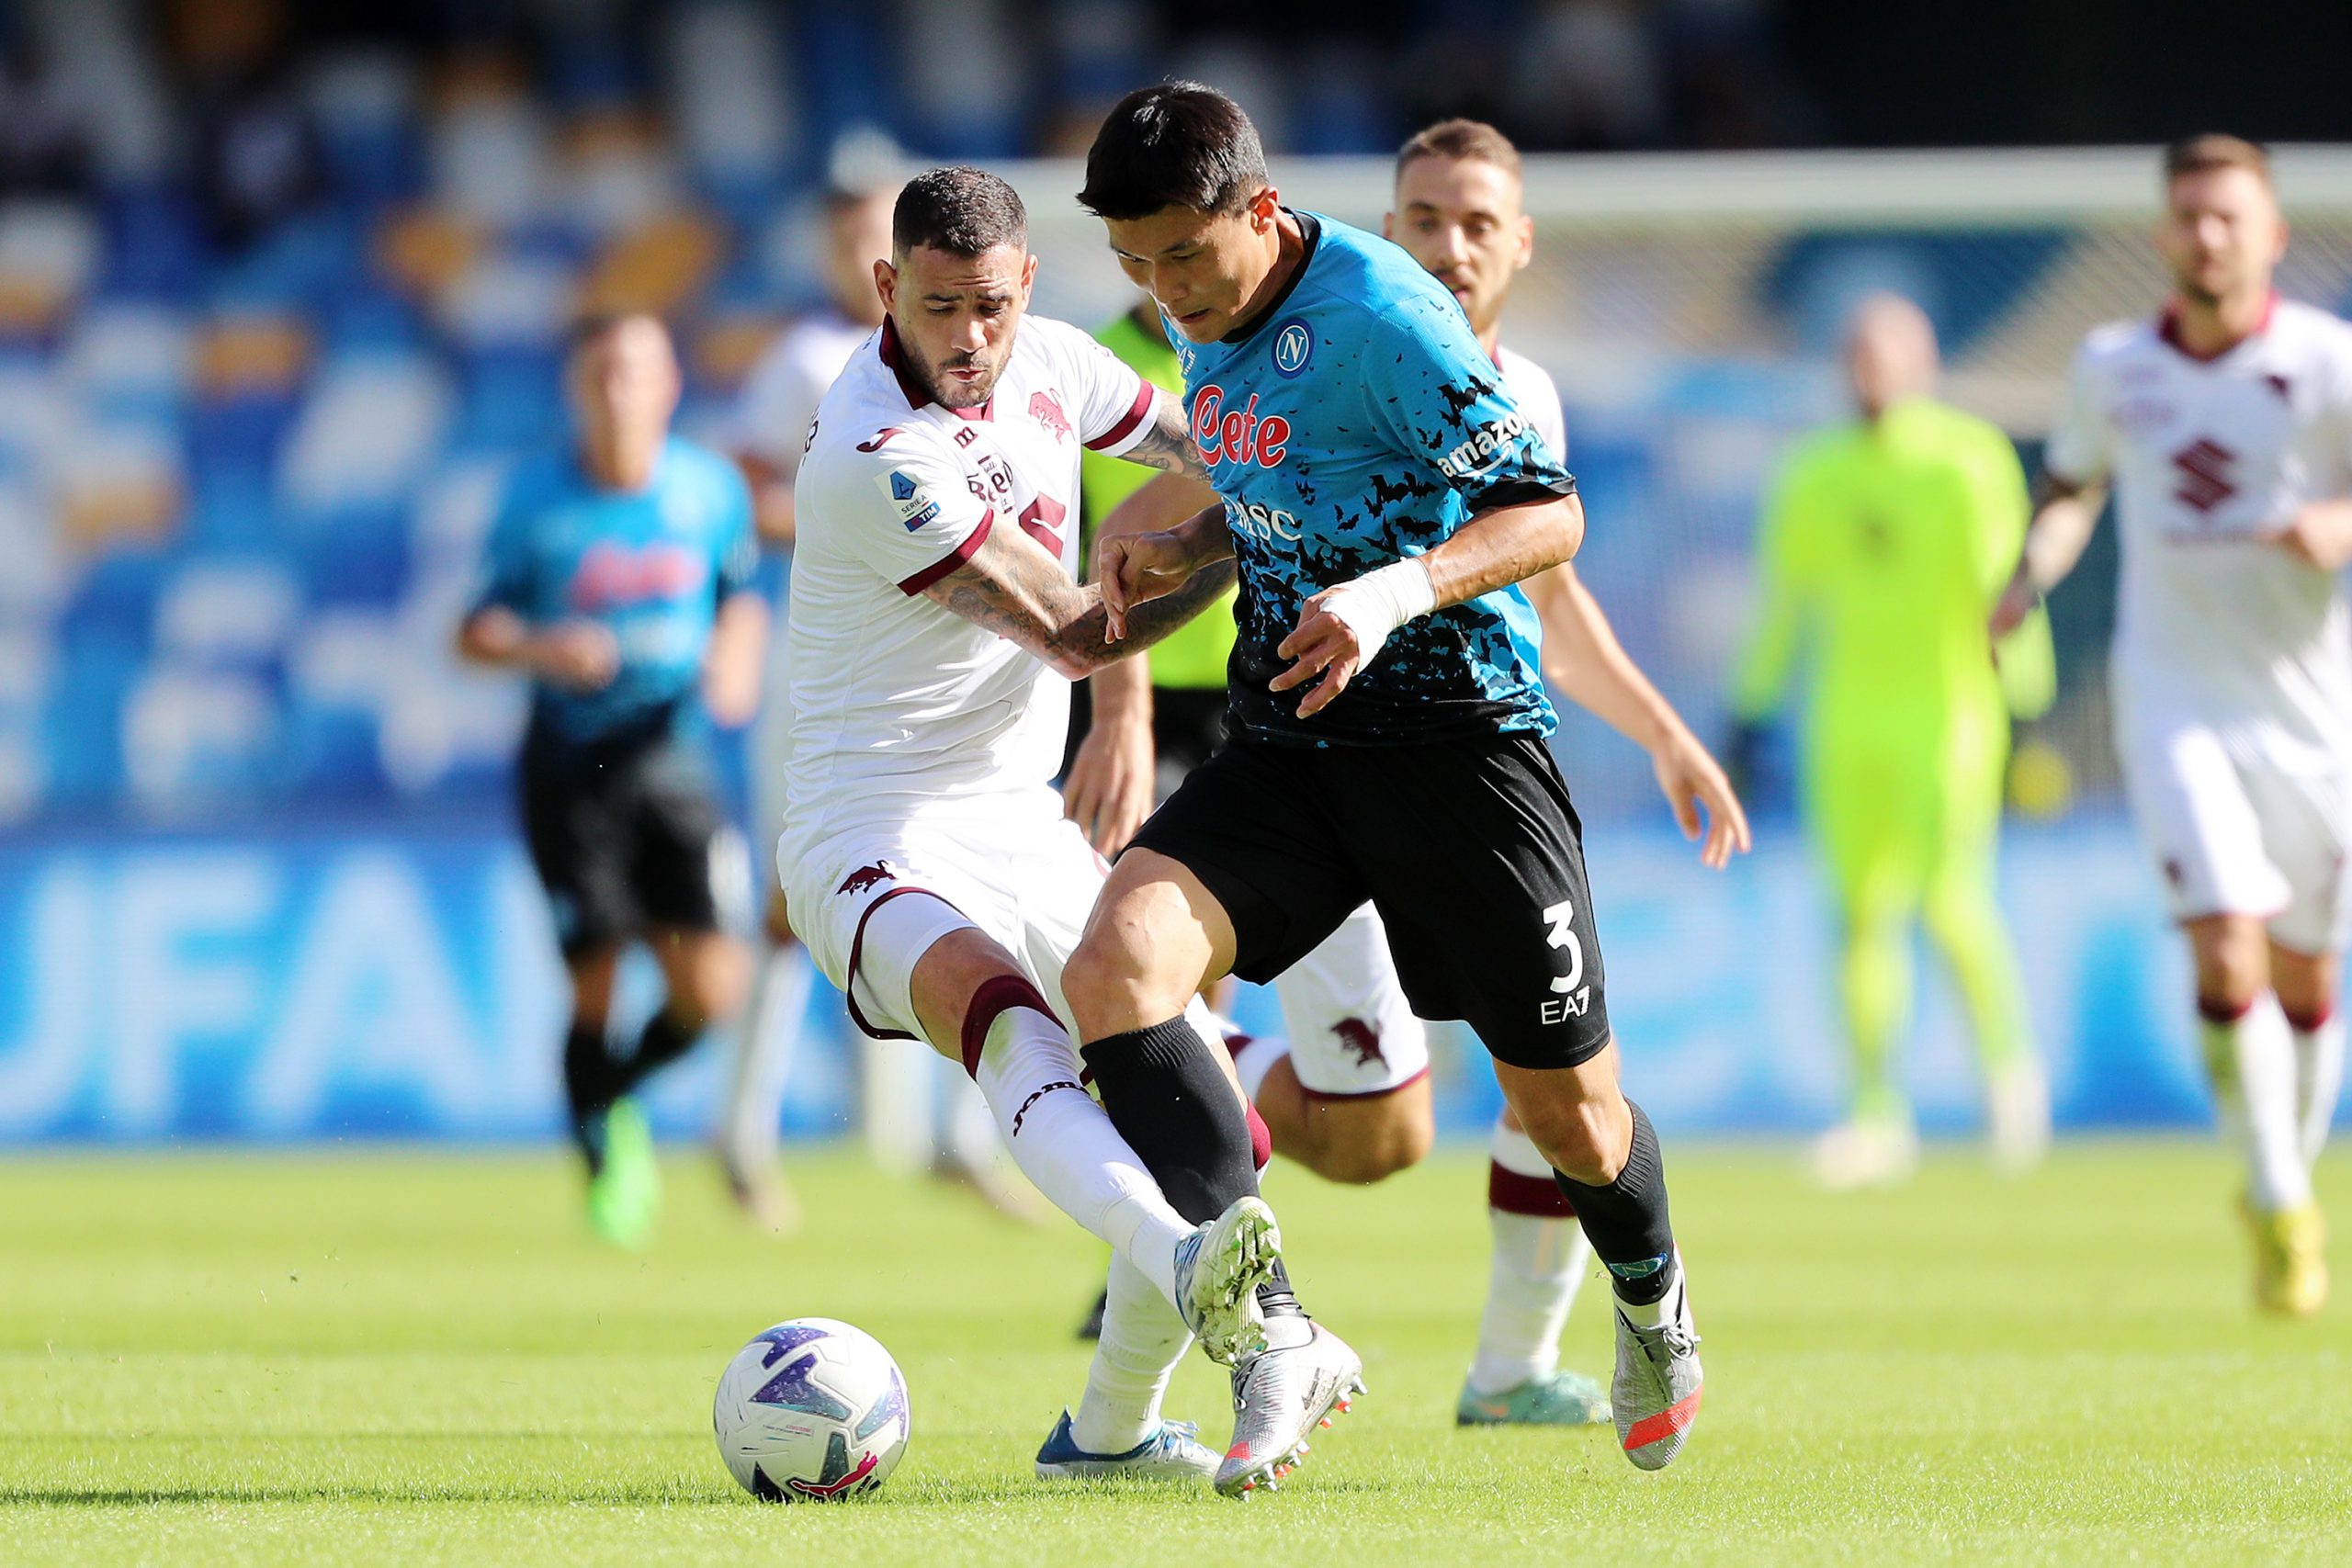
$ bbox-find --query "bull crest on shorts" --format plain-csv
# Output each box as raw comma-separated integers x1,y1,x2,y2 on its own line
1331,1017,1385,1068
837,861,897,896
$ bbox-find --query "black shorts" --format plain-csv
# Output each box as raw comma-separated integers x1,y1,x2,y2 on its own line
1150,685,1230,801
519,720,741,959
1127,731,1611,1070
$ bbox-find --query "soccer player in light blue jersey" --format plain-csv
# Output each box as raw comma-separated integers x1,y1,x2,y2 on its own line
458,312,767,1248
1058,84,1704,1475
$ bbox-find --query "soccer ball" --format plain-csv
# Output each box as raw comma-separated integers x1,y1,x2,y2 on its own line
713,1317,911,1502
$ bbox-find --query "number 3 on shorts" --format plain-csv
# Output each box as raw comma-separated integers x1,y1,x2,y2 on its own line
1544,897,1583,994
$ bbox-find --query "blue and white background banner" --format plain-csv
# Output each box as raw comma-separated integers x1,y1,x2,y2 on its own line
0,818,2312,1144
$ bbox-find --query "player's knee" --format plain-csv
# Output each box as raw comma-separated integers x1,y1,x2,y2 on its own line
1061,932,1170,1039
2189,927,2267,1017
1515,1093,1623,1187
1306,1105,1432,1184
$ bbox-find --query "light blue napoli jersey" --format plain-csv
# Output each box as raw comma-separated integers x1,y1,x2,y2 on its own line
472,435,757,744
1167,212,1576,746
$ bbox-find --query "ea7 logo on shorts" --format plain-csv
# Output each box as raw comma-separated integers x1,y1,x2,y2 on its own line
1272,319,1314,378
836,861,896,896
1540,897,1592,1025
1029,390,1072,443
1439,412,1532,483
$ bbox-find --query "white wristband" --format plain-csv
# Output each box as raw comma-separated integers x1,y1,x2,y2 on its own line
1343,557,1437,637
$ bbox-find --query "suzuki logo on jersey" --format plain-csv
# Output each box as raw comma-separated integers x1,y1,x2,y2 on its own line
1029,390,1072,443
2171,436,2238,513
569,542,704,611
1272,319,1314,378
1439,412,1532,483
1191,384,1290,468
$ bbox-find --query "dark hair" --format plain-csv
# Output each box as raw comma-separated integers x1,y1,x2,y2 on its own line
2165,133,2270,186
566,310,670,357
1079,80,1268,221
892,165,1027,258
1396,118,1522,183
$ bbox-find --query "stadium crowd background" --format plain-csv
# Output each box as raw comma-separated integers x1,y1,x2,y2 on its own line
6,0,2352,1146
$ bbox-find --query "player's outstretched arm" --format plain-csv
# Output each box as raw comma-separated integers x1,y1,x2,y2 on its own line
1990,474,2106,637
699,590,769,728
920,515,1238,679
1524,562,1750,868
1117,389,1214,479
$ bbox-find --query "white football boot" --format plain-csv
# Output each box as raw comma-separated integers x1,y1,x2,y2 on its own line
1610,1257,1702,1472
1172,1196,1282,1365
1033,1411,1218,1481
1216,1317,1365,1498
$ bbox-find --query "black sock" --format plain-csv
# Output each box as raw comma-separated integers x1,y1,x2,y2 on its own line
1553,1100,1679,1306
613,1008,703,1100
1080,1018,1305,1320
562,1021,616,1173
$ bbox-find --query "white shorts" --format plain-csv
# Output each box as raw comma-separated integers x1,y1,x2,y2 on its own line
781,793,1111,1043
1269,903,1430,1098
2120,722,2352,953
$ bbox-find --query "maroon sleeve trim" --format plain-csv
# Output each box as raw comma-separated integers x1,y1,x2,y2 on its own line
895,508,995,595
1084,380,1156,452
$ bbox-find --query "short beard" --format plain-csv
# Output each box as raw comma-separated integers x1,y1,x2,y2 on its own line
904,342,998,409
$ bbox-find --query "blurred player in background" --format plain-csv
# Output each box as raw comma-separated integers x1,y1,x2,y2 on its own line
1731,294,2057,1190
786,166,1362,1494
1994,136,2352,1315
1072,85,1704,1472
723,174,1034,1228
458,313,765,1248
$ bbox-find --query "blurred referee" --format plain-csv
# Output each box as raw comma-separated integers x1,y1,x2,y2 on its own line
458,312,766,1247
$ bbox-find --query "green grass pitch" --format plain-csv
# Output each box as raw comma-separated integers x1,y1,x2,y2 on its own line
4,1142,2348,1565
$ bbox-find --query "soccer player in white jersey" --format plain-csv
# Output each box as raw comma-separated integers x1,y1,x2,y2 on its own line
786,165,1364,1493
1992,136,2352,1315
721,176,1038,1230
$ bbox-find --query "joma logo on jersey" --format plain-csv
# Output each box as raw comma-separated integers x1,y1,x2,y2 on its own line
1439,412,1532,482
2171,436,2238,513
1191,383,1290,468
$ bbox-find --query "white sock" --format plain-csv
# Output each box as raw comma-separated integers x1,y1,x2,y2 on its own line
2291,1009,2345,1168
2203,996,2312,1212
1469,1119,1589,1395
971,1005,1191,1301
1071,1254,1191,1454
860,1035,933,1177
1227,1032,1290,1104
719,942,813,1171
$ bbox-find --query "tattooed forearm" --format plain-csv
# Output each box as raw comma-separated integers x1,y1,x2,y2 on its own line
1120,393,1207,479
922,516,1236,678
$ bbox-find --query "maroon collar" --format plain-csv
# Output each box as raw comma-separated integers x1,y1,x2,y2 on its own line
2158,289,2278,364
878,318,992,421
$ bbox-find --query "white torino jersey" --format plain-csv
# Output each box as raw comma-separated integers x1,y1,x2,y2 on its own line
2047,297,2352,772
1497,344,1566,461
783,312,1154,854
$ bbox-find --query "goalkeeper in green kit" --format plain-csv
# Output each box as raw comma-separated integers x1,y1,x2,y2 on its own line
1730,295,2057,1188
